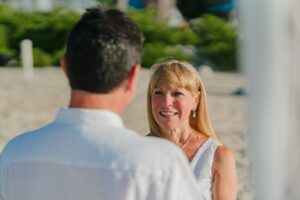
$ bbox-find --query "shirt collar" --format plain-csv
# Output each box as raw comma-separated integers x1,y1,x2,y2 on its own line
54,107,124,128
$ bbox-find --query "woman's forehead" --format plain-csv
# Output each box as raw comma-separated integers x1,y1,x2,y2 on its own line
154,84,183,90
155,79,181,88
154,81,195,94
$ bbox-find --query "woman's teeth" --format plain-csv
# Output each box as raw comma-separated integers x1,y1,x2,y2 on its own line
159,111,177,116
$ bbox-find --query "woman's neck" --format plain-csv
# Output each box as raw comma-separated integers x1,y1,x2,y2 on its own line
160,127,195,147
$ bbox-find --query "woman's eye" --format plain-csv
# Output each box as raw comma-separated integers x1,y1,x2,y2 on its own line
173,91,184,96
153,91,164,96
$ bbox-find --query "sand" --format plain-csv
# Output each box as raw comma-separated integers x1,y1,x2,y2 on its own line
0,67,253,199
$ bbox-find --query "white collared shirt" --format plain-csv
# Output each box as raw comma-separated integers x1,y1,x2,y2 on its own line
0,108,202,200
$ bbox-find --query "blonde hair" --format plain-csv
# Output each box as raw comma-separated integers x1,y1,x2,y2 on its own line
147,60,218,140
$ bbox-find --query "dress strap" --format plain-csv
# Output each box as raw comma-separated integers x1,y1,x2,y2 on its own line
191,138,219,179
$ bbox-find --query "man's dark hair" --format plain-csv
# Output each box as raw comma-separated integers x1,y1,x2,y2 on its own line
65,6,143,93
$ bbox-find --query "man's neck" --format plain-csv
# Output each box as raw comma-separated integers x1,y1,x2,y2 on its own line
68,90,126,114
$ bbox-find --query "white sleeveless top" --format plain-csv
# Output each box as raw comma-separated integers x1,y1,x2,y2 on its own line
190,138,219,200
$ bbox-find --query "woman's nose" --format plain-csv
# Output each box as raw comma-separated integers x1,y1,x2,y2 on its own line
162,94,173,106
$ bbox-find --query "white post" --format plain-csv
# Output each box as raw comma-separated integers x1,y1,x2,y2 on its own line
21,39,34,80
286,0,300,199
240,0,300,199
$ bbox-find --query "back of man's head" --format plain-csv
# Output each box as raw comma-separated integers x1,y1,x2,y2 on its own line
65,6,143,93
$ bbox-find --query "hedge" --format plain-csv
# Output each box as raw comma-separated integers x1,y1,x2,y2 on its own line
0,5,238,71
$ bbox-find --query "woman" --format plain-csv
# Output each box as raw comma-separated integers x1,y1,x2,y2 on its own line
147,60,237,200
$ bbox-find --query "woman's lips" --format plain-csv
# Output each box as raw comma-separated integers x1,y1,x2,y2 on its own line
159,111,178,116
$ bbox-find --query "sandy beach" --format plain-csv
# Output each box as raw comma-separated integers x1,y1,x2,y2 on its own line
0,67,252,199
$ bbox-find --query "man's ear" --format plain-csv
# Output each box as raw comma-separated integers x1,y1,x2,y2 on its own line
125,64,140,92
60,55,69,78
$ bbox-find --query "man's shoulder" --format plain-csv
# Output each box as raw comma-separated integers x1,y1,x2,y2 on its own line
118,132,189,171
121,133,202,200
0,124,188,174
0,122,58,163
1,131,35,157
134,135,182,157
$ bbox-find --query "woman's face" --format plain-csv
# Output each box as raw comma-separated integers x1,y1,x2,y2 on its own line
151,81,198,133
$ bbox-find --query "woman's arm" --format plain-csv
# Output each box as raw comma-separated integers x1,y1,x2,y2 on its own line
212,146,238,200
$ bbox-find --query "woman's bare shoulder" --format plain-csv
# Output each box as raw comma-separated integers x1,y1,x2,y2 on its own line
212,145,236,175
212,145,238,199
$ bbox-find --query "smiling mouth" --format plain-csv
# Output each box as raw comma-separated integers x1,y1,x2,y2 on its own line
159,111,178,116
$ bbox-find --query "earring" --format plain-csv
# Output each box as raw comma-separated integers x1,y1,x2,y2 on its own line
192,110,196,118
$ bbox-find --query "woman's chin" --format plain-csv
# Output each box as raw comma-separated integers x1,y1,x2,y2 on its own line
159,125,178,133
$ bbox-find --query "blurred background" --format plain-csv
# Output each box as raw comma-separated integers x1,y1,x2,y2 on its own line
0,0,253,199
0,0,238,70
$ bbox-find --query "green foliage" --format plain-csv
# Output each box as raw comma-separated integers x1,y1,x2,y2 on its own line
0,4,15,21
0,24,13,56
9,9,79,54
0,5,237,71
191,14,237,71
130,9,197,68
129,9,199,45
142,43,192,68
0,5,15,56
52,48,65,66
0,4,79,67
33,48,52,67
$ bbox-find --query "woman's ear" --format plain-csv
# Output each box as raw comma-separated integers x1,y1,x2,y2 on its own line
60,56,69,78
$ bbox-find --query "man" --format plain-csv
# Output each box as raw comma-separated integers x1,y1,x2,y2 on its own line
0,7,201,200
